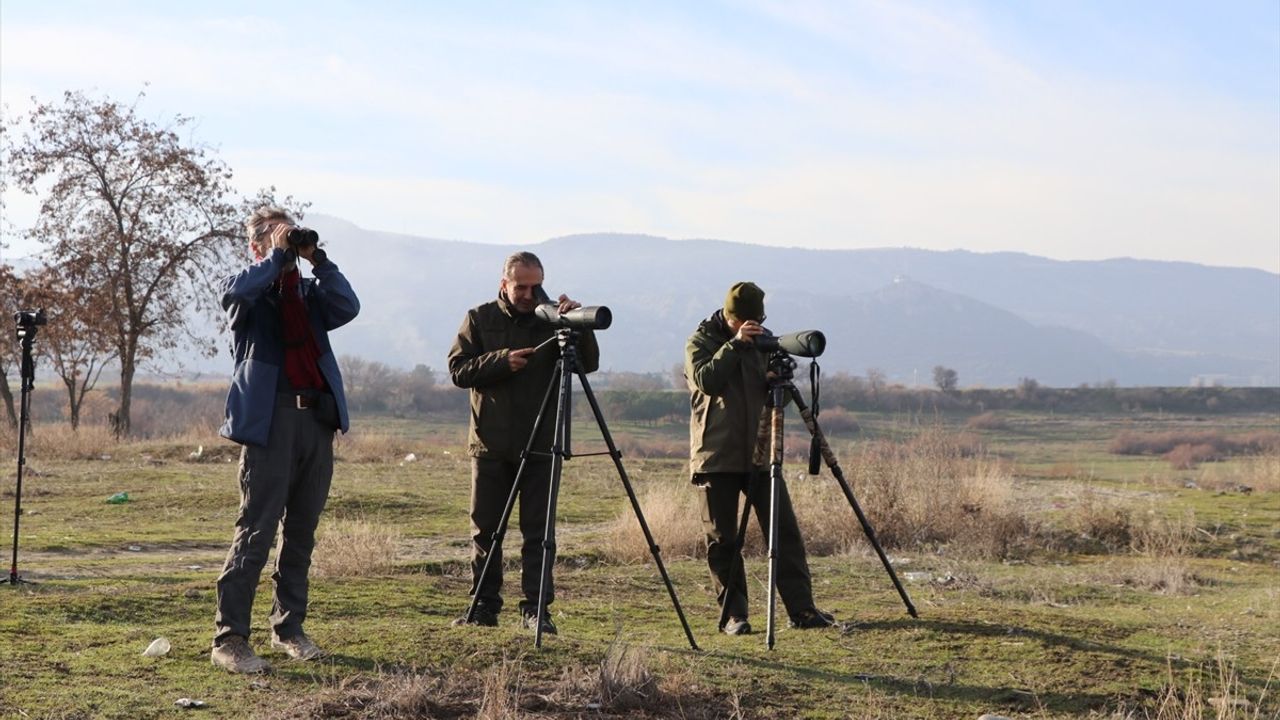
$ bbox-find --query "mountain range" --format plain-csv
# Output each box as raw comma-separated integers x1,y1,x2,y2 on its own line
261,215,1280,387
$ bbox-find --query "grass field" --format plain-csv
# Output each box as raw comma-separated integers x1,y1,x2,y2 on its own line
1,408,1277,719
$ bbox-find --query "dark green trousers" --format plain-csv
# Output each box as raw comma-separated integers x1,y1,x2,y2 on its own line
696,471,816,621
469,456,553,616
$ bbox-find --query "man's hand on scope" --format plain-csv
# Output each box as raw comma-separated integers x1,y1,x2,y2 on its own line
556,294,581,314
733,320,765,345
509,347,535,372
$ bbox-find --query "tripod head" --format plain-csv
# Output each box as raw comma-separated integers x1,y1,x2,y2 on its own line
14,309,46,342
766,350,798,385
554,327,580,349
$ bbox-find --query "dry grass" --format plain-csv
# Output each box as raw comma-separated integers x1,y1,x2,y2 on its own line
262,666,487,719
1123,510,1200,595
334,430,422,464
1060,500,1204,595
1097,654,1278,719
1203,454,1280,493
847,429,1032,558
267,649,738,720
0,417,226,463
965,411,1009,430
1055,482,1137,554
614,433,687,459
313,518,403,578
332,428,466,463
476,655,524,720
607,475,707,562
0,422,119,461
606,428,1034,563
596,635,660,711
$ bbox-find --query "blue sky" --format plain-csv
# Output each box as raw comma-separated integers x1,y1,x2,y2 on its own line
2,0,1277,271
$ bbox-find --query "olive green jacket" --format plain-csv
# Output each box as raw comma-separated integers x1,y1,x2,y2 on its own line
685,310,769,476
449,293,599,461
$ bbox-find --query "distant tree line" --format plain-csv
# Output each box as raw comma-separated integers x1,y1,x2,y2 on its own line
8,358,1274,439
819,373,1279,415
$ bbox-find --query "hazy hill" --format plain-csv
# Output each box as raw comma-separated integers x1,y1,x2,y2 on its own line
277,215,1280,387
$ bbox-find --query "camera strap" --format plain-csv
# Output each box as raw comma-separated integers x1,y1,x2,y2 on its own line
808,360,822,475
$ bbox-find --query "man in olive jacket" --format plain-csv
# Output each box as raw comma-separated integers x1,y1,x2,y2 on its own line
448,251,599,634
685,281,834,636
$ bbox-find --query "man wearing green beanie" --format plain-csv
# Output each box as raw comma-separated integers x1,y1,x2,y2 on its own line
684,282,836,636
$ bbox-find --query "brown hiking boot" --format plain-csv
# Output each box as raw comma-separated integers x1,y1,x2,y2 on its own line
270,632,325,660
211,635,271,674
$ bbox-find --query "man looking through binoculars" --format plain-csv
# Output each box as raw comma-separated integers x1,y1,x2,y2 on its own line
211,207,360,673
448,251,600,634
685,281,836,636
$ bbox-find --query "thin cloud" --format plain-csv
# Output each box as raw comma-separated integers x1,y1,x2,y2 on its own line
1,2,1276,271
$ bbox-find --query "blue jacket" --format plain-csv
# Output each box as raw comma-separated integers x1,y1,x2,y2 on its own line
219,248,360,447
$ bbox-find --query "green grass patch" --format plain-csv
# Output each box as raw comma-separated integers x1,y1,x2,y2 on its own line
2,410,1277,718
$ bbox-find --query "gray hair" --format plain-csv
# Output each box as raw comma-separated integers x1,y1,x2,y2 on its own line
502,251,544,279
245,206,296,245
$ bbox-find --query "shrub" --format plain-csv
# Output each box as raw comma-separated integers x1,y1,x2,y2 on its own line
813,406,860,434
1110,430,1280,458
1165,442,1221,470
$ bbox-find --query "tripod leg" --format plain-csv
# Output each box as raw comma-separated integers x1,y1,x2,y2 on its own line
764,389,785,650
785,385,918,618
9,366,34,585
464,361,560,623
577,370,700,651
534,356,573,648
716,488,753,632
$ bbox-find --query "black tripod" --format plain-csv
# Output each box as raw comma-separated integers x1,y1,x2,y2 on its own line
9,310,46,586
717,351,917,649
463,329,699,650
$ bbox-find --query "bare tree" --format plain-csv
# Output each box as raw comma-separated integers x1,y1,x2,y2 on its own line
866,368,887,401
4,91,294,435
0,132,18,428
1017,376,1040,401
25,266,117,429
933,365,959,394
0,265,22,428
339,355,398,414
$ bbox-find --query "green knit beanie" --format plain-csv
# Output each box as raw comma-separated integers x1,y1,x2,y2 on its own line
724,281,765,322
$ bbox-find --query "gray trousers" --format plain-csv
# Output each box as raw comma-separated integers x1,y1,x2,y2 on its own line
697,471,816,621
214,395,334,644
469,456,553,615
